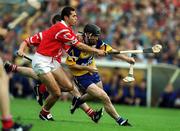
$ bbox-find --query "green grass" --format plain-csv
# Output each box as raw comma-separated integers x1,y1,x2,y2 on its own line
6,99,180,131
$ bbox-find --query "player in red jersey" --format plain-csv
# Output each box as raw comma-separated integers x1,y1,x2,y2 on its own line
4,13,103,123
17,6,105,121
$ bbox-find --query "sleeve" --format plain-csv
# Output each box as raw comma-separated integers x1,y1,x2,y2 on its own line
55,29,79,46
65,56,77,66
24,32,42,47
100,43,113,52
65,49,79,66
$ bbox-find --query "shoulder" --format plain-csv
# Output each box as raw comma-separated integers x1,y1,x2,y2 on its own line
96,39,112,51
96,39,105,49
67,46,81,57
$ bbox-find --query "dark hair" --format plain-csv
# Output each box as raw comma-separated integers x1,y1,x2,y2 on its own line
51,14,61,25
61,6,75,20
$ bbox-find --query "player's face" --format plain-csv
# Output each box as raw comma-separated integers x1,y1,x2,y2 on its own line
68,11,77,26
88,35,99,45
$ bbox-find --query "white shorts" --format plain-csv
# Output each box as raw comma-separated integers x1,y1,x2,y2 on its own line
32,53,61,75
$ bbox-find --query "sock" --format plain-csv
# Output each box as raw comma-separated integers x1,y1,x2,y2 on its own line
77,97,85,106
40,108,50,116
85,108,95,118
10,64,17,72
1,115,14,129
116,117,124,124
39,84,47,94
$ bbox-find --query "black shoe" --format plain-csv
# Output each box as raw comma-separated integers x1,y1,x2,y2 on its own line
39,112,54,121
2,122,33,131
4,61,17,73
70,97,84,114
117,117,132,126
92,108,104,123
33,84,43,106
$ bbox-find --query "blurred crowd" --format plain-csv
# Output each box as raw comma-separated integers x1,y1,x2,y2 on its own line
0,0,179,107
101,69,147,106
158,83,180,108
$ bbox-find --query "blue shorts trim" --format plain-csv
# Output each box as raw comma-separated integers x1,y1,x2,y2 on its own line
74,72,101,90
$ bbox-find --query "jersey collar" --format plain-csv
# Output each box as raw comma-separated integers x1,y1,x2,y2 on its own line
61,20,68,27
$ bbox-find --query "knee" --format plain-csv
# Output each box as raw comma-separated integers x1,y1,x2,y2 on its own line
66,83,74,92
52,91,61,99
68,85,74,92
101,93,110,102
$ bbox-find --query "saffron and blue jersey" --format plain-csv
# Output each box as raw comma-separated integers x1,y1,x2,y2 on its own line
65,39,112,89
65,39,112,76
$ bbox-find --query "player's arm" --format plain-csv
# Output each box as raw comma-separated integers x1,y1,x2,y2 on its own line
17,41,28,56
56,30,105,56
66,57,98,73
17,32,41,56
100,42,135,64
111,49,135,64
76,42,105,56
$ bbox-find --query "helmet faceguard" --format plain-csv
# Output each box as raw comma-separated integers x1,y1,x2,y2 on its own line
83,24,101,45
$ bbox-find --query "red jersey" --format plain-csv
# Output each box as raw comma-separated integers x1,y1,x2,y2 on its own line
24,20,79,62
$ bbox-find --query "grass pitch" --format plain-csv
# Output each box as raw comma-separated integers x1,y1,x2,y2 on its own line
5,99,180,131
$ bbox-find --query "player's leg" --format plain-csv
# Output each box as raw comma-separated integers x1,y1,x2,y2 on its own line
0,60,32,130
70,72,131,126
69,86,103,123
32,54,65,121
79,81,103,101
0,61,12,129
52,68,103,122
72,74,104,102
38,71,62,121
4,61,45,106
52,67,74,92
4,61,39,80
85,84,130,126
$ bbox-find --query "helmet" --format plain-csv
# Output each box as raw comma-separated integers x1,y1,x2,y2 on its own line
84,24,101,36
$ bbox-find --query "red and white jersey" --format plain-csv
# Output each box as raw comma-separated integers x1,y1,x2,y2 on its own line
24,33,41,47
24,20,79,62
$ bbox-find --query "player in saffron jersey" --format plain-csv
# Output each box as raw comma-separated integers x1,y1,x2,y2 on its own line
17,6,105,121
66,24,134,126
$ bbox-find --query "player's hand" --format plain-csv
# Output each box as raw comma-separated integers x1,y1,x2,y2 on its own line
96,49,106,56
127,57,135,64
17,49,25,57
76,34,83,42
87,66,98,73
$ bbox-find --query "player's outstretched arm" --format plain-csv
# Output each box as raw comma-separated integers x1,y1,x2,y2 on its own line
76,42,105,56
111,49,135,64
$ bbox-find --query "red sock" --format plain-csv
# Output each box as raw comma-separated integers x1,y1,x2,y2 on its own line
40,108,50,116
1,115,14,129
85,108,95,118
39,84,47,94
11,64,17,72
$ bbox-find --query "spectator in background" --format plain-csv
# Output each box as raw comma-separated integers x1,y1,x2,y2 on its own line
0,0,179,66
105,71,123,103
121,84,135,105
134,79,147,106
0,0,179,108
174,88,180,108
158,84,176,108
